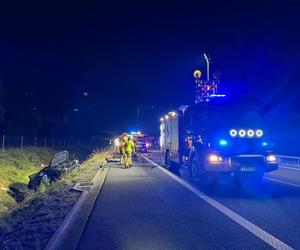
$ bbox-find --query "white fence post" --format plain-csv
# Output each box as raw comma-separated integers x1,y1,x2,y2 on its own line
21,136,24,150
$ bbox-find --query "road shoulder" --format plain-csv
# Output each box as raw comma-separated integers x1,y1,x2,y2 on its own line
45,162,109,250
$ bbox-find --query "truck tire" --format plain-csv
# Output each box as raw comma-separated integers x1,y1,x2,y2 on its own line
189,157,200,179
165,150,171,169
189,157,219,189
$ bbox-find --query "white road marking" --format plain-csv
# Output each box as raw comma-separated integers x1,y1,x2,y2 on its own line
279,165,300,171
142,155,294,250
264,177,300,188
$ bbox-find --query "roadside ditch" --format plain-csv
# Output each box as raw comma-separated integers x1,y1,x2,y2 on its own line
0,148,111,250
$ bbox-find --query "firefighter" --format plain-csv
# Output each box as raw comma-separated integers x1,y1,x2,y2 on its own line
120,136,128,165
125,135,135,168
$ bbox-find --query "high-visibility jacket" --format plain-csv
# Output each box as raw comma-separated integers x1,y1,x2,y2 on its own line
125,139,135,153
121,139,127,154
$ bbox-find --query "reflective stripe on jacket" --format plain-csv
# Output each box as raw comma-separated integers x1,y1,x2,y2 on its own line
125,140,135,153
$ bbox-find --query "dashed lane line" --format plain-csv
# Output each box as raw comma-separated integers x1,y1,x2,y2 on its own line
142,155,294,250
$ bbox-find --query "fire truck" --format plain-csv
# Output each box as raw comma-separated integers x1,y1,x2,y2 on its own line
160,58,278,183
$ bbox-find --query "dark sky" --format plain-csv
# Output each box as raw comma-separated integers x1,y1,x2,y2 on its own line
0,1,299,136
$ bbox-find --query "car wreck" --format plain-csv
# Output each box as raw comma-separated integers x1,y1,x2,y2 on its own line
28,151,80,190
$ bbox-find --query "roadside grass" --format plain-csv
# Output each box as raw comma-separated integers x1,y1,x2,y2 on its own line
0,147,56,217
0,148,111,249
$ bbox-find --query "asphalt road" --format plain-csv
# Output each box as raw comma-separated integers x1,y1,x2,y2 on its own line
78,151,300,250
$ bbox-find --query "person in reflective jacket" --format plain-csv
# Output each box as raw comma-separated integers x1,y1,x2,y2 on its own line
125,136,135,168
121,136,128,165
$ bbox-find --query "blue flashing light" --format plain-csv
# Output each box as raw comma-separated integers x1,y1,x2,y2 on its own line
262,142,268,146
131,131,141,135
209,94,226,98
219,139,228,146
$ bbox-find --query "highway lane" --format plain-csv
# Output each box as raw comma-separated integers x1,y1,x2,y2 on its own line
145,151,300,249
78,160,279,250
266,166,300,187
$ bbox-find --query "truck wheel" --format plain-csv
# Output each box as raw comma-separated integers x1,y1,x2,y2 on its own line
165,151,171,169
189,157,199,179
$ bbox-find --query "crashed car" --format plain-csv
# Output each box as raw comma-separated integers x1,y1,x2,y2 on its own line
28,151,79,190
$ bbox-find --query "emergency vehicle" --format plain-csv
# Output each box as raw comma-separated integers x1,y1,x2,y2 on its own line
160,63,278,183
130,132,153,153
114,132,152,154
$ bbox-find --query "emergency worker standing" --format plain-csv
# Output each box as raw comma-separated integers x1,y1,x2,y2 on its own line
120,136,128,165
125,136,135,168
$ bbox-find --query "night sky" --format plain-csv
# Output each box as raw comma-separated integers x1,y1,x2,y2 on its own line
0,1,299,138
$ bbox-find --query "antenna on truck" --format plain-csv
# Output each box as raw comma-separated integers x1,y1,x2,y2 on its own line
204,53,210,81
193,54,220,103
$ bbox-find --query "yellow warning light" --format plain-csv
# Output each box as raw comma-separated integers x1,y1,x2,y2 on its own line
193,69,202,79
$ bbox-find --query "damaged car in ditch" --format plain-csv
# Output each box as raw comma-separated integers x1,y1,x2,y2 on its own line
28,151,80,190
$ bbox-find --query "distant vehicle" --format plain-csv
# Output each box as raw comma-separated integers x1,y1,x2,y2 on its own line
160,97,278,184
132,133,150,153
113,132,153,155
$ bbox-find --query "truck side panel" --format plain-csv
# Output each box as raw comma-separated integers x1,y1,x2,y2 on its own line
160,123,166,151
164,116,179,163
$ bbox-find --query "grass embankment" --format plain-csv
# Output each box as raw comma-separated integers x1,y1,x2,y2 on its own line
0,147,56,217
0,148,111,249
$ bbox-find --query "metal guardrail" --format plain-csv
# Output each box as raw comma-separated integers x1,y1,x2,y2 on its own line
276,155,300,168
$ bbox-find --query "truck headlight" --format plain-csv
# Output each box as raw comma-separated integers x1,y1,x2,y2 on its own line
239,129,246,137
208,154,223,164
230,129,237,137
256,129,263,137
266,155,277,163
247,129,254,137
